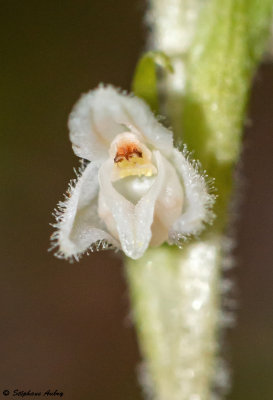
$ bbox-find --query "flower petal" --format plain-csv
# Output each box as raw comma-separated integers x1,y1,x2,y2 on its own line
150,155,184,246
169,149,215,241
69,85,174,163
98,151,166,259
53,162,119,259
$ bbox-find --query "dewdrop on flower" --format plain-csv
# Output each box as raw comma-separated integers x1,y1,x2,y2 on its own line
51,85,214,260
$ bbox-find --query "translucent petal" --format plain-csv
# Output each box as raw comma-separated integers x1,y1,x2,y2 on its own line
69,85,174,163
169,149,214,240
55,162,119,259
98,151,166,259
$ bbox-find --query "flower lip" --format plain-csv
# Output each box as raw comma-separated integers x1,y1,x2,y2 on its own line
98,151,167,259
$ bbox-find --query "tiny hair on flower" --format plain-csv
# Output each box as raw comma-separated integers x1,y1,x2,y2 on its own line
50,85,215,260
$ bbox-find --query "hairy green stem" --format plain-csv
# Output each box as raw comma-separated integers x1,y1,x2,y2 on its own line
126,0,272,399
126,235,222,400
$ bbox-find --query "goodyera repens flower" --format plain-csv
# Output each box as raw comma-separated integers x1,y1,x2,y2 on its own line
51,85,214,260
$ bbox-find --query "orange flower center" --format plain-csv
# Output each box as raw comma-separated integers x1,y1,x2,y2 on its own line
114,144,143,164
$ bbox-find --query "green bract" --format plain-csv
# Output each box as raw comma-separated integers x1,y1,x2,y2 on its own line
132,51,173,113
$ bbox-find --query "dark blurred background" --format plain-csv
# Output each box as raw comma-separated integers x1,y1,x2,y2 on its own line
0,1,272,399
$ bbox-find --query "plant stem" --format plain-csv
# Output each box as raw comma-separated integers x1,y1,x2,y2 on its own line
126,0,273,399
126,235,222,400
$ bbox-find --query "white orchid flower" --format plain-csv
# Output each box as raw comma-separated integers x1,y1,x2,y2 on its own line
51,85,214,260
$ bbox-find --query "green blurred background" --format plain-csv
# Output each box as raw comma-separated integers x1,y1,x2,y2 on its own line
0,1,272,399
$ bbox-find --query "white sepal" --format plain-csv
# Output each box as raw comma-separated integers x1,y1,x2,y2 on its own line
169,148,215,242
68,86,174,164
51,162,119,261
